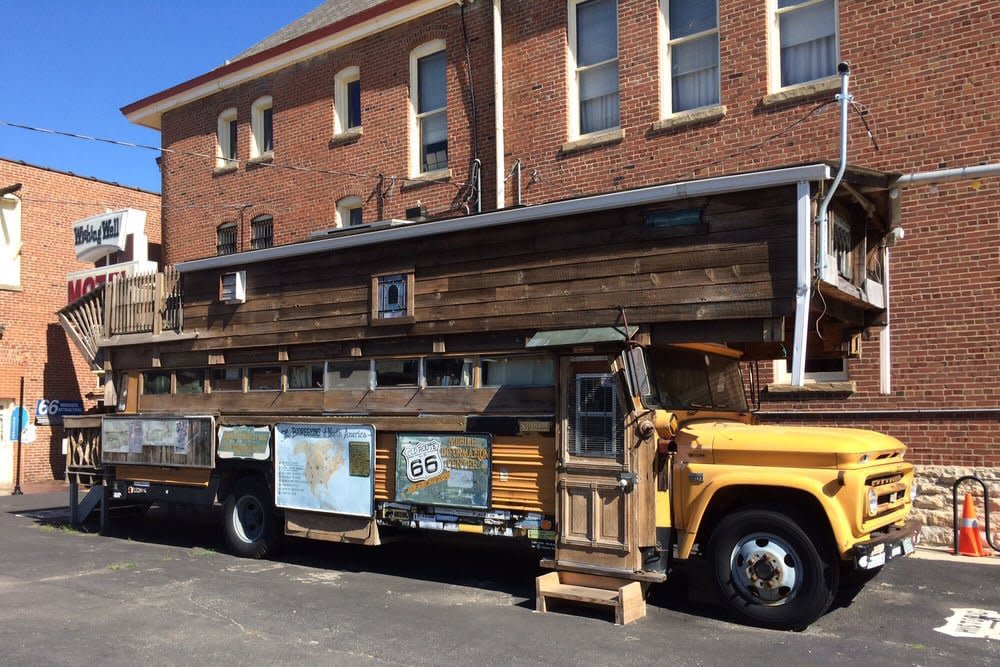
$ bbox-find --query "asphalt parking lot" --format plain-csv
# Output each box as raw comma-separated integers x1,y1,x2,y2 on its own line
1,490,997,667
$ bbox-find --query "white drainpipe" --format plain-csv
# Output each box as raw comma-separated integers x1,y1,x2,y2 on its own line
815,62,852,282
493,0,505,209
791,179,812,386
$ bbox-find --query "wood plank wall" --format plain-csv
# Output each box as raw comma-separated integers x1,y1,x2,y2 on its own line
176,186,797,351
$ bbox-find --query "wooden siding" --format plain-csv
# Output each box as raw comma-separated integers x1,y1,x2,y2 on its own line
176,187,798,351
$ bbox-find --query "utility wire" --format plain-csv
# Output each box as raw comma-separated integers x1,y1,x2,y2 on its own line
689,100,836,177
0,118,465,191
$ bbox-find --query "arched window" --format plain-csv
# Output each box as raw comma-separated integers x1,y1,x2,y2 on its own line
216,108,238,169
250,215,273,250
409,40,448,176
335,195,364,227
250,96,273,158
216,222,237,255
334,66,361,135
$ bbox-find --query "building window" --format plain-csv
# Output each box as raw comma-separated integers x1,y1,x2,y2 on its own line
142,371,171,395
773,356,848,384
771,0,838,89
334,66,362,134
661,0,719,114
250,215,273,250
371,272,414,324
0,194,22,289
481,355,555,387
289,363,324,390
248,366,282,391
216,108,238,169
375,359,420,387
176,369,205,394
336,196,364,227
216,222,237,255
250,96,274,158
210,368,243,392
568,0,619,137
409,40,448,176
425,358,474,387
324,360,371,389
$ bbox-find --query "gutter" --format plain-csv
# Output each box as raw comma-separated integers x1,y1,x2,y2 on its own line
176,164,832,273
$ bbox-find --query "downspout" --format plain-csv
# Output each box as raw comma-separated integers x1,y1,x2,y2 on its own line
493,0,505,209
815,62,852,282
791,179,812,386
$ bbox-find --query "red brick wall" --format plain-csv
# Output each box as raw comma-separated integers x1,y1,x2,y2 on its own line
155,0,1000,465
160,2,495,264
0,159,161,483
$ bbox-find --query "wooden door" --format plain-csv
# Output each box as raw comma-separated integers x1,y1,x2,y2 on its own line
555,358,634,574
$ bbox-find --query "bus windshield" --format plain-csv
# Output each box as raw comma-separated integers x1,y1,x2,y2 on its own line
649,347,748,412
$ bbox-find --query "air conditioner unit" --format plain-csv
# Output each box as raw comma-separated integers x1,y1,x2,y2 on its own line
220,271,246,304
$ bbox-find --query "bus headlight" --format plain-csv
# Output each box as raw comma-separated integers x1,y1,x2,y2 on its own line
867,488,879,517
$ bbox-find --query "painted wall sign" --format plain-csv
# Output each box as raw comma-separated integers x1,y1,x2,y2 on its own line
274,423,374,517
72,208,146,262
394,433,491,509
66,260,157,303
217,425,271,460
35,399,84,425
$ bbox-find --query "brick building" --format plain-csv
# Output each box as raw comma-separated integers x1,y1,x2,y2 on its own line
121,0,998,541
0,159,160,488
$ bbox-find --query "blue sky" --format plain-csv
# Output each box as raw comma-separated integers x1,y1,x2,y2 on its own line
1,1,321,193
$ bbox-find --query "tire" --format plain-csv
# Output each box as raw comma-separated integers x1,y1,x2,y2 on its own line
223,478,281,559
707,509,837,631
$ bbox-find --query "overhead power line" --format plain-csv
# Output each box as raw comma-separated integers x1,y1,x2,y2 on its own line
0,119,465,191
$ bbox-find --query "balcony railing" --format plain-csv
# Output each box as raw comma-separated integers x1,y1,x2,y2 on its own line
58,267,183,369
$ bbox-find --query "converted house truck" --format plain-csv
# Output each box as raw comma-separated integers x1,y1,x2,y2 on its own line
62,164,918,630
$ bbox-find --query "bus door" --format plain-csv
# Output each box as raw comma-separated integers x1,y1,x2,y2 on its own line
555,357,635,574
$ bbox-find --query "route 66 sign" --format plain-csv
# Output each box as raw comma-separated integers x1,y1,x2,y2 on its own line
401,437,443,483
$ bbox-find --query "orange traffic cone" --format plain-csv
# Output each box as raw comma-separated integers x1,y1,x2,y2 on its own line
957,493,992,557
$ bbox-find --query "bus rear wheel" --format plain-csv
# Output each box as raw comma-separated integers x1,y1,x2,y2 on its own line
223,478,280,559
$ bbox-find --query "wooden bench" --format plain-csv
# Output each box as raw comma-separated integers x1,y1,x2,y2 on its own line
535,571,646,625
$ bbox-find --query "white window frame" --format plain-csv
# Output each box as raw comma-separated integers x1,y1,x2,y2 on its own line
250,95,274,159
767,0,839,92
772,357,848,384
658,0,720,117
335,195,364,228
334,66,361,135
567,0,620,140
215,108,238,170
0,194,22,289
408,39,448,178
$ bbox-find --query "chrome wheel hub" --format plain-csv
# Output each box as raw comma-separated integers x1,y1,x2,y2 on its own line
730,533,801,605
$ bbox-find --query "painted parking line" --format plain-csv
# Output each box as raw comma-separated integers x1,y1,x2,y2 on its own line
934,608,1000,640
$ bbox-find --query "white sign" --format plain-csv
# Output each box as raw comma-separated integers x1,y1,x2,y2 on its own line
935,608,1000,640
72,208,147,262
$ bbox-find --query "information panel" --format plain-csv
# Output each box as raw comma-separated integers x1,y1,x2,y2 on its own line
101,416,214,468
274,423,374,517
394,433,491,509
217,425,271,460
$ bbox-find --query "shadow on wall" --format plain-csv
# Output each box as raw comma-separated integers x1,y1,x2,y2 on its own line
42,323,83,481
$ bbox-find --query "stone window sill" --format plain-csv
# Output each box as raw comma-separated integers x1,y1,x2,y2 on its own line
650,105,727,133
766,381,856,395
213,163,238,176
0,283,23,292
762,76,840,107
247,152,274,168
401,168,452,191
560,128,625,155
330,126,363,147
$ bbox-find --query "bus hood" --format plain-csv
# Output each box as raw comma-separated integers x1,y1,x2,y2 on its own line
676,420,907,469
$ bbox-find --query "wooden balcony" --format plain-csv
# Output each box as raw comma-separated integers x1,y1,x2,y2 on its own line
58,267,187,369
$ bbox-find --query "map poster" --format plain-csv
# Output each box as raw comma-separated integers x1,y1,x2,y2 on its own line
274,423,375,517
394,433,491,509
